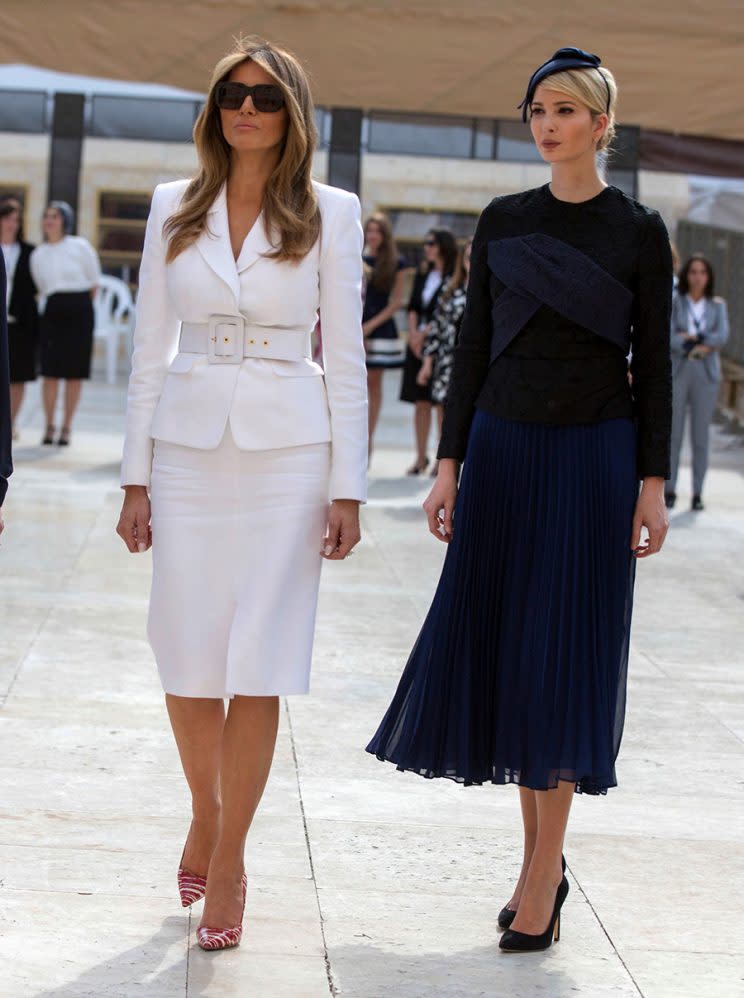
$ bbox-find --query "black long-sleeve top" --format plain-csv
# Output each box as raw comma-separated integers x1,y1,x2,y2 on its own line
437,184,673,479
0,253,12,506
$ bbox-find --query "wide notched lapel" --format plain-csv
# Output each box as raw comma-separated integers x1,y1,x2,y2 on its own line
236,211,274,275
196,184,240,302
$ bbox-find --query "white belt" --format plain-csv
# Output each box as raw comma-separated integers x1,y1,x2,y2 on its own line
179,316,312,365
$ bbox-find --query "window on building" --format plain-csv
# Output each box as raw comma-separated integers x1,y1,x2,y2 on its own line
384,208,479,267
0,184,27,207
473,119,496,160
0,90,47,133
367,112,475,158
496,120,544,162
90,96,199,142
97,190,152,288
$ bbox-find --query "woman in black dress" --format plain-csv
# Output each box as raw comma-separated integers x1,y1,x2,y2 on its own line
362,212,408,459
30,202,100,446
400,228,456,475
368,48,672,953
0,199,38,435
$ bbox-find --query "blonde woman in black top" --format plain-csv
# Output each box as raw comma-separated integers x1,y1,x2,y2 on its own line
369,48,672,954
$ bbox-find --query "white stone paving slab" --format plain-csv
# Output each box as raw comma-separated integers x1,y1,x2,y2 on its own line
1,376,743,996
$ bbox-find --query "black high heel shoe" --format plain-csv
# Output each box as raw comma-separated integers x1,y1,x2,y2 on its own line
406,456,429,476
42,425,55,445
498,853,565,930
499,874,569,953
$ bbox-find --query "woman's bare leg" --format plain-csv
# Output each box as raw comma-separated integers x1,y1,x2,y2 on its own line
510,780,573,935
165,695,225,874
414,400,432,468
62,378,82,432
367,367,383,458
200,694,280,928
10,383,25,429
505,788,538,912
42,377,59,431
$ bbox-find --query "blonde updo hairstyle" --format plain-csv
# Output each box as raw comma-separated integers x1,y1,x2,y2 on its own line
537,66,617,152
164,35,320,264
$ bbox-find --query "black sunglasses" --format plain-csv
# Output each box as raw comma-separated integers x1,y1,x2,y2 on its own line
215,82,286,113
423,238,437,247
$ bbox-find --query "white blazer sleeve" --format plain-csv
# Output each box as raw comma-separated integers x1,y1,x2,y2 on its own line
319,191,369,503
120,186,181,487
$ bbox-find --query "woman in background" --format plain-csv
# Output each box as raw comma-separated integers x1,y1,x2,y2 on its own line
362,212,407,459
417,239,471,473
30,201,100,446
667,253,729,511
400,228,456,475
0,199,38,437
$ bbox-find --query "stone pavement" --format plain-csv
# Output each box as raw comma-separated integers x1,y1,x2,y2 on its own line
1,371,743,998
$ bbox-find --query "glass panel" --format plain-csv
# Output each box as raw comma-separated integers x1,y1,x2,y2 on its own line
496,120,543,162
474,120,495,160
368,112,473,158
0,90,46,133
90,96,197,142
385,208,479,267
98,190,152,291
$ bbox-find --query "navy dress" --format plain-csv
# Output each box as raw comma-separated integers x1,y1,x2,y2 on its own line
363,255,406,369
367,185,673,795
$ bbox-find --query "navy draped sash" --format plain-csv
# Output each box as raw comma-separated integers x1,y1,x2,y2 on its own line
487,234,634,364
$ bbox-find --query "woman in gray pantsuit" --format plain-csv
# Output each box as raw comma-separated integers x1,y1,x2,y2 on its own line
666,254,729,511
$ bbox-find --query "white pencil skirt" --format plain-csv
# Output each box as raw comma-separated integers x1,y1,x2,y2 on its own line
148,429,331,698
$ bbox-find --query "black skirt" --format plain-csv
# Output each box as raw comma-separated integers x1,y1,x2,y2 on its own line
367,411,638,795
40,292,95,379
8,320,38,383
399,344,432,404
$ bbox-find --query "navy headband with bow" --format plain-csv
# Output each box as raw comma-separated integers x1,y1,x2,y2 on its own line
518,47,611,122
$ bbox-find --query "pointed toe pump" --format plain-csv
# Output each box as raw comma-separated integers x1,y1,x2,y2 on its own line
178,864,208,908
177,836,207,907
498,853,566,930
197,872,248,951
499,874,569,953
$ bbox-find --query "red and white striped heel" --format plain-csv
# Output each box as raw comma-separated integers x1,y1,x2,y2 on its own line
197,873,248,951
178,864,208,907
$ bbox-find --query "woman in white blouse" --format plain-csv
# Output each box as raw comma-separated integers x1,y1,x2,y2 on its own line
30,201,100,445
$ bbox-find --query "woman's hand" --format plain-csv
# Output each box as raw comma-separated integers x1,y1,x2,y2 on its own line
423,460,458,542
117,485,152,553
417,356,433,386
322,499,361,560
631,477,668,558
409,329,425,359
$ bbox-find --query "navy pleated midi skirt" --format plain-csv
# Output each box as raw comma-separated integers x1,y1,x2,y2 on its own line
366,409,639,795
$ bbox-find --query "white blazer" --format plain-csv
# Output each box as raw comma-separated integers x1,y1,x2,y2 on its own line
120,178,368,502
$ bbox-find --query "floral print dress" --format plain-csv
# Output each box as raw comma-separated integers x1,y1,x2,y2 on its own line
423,284,467,405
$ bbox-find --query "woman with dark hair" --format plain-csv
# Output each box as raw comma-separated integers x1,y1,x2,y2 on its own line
667,253,729,510
1,199,38,436
417,239,472,471
368,47,672,953
400,228,457,475
362,212,408,457
30,201,100,446
117,36,367,951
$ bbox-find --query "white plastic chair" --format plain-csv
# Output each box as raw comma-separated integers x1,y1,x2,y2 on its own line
94,275,135,384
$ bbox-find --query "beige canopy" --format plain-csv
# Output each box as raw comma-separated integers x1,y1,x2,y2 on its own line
1,1,741,141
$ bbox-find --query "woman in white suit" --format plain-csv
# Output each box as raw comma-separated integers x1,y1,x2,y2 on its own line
116,37,367,951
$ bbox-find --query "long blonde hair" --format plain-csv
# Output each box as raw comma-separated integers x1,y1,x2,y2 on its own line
538,66,617,151
164,35,320,264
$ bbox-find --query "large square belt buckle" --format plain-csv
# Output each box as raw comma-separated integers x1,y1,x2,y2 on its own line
207,314,245,364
